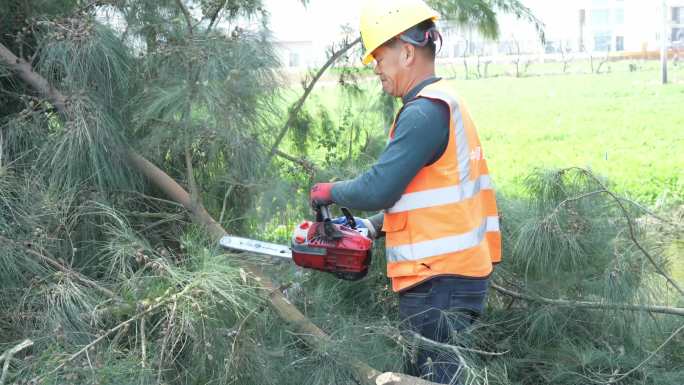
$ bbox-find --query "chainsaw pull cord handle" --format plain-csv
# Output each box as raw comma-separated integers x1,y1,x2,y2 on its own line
340,207,357,229
315,204,343,240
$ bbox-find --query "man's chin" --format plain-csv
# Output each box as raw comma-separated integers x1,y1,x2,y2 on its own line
381,84,396,97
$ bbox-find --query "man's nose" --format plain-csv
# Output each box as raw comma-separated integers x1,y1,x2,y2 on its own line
373,61,381,75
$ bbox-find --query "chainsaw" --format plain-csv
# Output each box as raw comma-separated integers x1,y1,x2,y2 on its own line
219,205,373,281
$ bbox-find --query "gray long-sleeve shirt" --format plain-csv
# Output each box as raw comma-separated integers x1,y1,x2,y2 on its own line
330,77,450,230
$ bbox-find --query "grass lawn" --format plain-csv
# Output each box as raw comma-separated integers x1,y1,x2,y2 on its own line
442,63,684,203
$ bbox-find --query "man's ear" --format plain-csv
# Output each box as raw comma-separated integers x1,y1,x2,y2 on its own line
400,43,415,67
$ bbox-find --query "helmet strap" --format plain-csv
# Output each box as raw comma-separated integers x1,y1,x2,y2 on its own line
399,27,443,54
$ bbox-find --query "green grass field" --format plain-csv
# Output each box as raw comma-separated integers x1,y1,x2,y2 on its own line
448,64,684,203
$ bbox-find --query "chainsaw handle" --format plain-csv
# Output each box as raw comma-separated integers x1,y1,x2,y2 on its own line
314,204,343,240
314,204,332,222
340,207,357,229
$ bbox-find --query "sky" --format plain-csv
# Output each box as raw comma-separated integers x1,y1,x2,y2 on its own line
264,0,578,42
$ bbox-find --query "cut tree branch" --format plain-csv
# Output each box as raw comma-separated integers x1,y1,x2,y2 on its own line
0,40,441,385
267,37,362,162
491,283,684,317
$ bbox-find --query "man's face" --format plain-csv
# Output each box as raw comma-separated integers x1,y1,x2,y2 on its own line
372,42,407,97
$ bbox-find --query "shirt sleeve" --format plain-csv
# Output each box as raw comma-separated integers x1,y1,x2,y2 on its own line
330,97,449,211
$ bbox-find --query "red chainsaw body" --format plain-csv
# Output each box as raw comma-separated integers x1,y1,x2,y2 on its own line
291,220,372,280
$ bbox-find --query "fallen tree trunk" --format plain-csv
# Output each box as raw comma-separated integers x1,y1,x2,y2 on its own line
0,41,437,385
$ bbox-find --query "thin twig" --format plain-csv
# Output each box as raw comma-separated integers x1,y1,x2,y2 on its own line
141,316,147,368
266,37,362,162
578,323,684,384
157,300,177,383
407,331,509,356
228,308,259,363
184,146,199,209
219,185,234,224
0,339,33,385
491,282,684,316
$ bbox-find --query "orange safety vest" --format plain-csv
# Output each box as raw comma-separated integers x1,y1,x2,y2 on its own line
383,80,501,292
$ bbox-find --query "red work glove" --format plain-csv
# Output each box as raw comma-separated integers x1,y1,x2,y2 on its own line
309,182,334,207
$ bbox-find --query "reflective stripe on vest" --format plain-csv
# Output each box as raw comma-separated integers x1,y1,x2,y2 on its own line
383,79,501,292
386,174,493,213
386,216,499,262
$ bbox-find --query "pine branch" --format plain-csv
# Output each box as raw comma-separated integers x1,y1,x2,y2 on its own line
561,167,684,297
266,37,362,163
42,285,195,380
207,0,229,32
0,41,444,385
274,149,319,175
0,339,33,385
0,235,117,300
591,323,684,384
407,331,509,356
491,283,684,317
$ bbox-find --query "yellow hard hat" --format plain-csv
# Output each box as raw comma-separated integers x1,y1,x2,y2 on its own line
359,0,440,65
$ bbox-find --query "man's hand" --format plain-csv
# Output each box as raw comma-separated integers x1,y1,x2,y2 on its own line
309,182,334,207
331,216,377,238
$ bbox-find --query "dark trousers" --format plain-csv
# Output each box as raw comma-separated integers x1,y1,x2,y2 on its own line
398,276,489,384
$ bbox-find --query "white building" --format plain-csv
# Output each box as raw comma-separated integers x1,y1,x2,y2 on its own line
576,0,684,53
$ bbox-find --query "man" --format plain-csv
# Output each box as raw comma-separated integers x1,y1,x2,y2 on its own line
309,0,501,383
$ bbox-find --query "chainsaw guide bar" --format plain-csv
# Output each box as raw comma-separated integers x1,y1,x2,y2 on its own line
219,235,293,259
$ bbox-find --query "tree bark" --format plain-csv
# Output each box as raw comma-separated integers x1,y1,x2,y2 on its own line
0,44,67,115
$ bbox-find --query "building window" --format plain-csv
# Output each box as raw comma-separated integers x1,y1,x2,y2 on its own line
594,31,611,51
616,36,624,51
673,28,684,45
673,7,684,25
